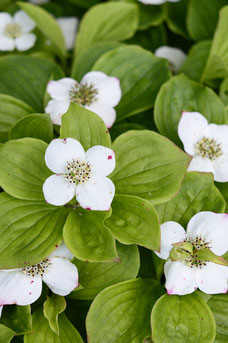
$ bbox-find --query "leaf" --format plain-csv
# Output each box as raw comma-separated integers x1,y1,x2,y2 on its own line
154,74,227,144
219,78,228,106
208,294,228,342
93,45,171,121
110,130,191,204
197,249,228,266
9,113,53,143
0,325,15,343
0,192,69,268
137,1,165,30
18,2,66,59
0,94,34,143
0,138,50,201
69,242,140,300
43,294,66,335
156,172,226,227
151,293,216,343
105,195,160,251
0,305,32,335
0,55,63,112
60,103,111,151
63,208,118,262
166,0,189,38
86,278,163,343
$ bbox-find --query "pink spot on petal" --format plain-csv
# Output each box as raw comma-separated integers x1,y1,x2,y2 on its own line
201,280,203,284
63,139,67,144
108,155,112,160
167,288,174,295
29,292,31,295
194,287,197,290
55,245,59,248
30,281,34,284
86,207,91,210
105,130,109,134
183,277,186,281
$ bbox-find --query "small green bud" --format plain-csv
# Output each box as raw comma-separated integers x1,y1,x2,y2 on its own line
169,246,190,261
172,241,193,254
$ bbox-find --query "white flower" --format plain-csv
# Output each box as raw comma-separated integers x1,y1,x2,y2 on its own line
43,138,116,210
29,0,50,4
0,243,78,315
45,71,122,128
138,0,180,5
155,212,228,295
57,17,79,51
154,46,186,73
0,11,36,51
178,111,228,182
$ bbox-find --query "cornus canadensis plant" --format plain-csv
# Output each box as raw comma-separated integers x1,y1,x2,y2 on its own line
45,71,122,128
154,46,186,74
156,212,228,295
43,138,116,210
178,111,228,182
56,17,79,51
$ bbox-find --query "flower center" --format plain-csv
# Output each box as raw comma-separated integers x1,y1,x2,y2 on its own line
195,137,222,160
65,159,91,184
23,259,51,277
183,236,211,268
4,23,22,38
69,83,98,106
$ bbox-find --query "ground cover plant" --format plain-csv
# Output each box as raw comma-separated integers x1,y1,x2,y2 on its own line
0,0,227,342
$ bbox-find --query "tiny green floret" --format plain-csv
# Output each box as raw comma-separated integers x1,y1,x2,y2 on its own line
4,23,22,38
69,83,98,106
195,137,222,160
23,259,51,277
65,159,92,185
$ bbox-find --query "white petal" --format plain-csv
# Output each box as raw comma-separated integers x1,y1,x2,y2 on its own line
187,156,214,174
47,78,77,101
187,212,228,256
85,146,115,176
213,154,228,182
14,10,36,33
45,138,85,174
57,17,78,51
85,102,116,128
76,175,115,211
0,270,42,306
164,260,197,295
0,13,13,33
81,71,108,83
155,46,186,73
209,123,228,154
0,306,3,318
155,221,186,260
43,257,78,296
15,33,36,51
178,112,209,155
0,35,15,51
195,262,227,294
43,174,76,206
45,99,70,126
49,242,73,260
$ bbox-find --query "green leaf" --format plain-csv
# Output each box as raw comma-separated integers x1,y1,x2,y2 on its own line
208,294,228,342
110,130,191,204
138,2,165,30
219,78,228,106
156,172,226,227
43,294,66,335
63,208,118,262
0,94,34,143
166,0,189,38
17,2,66,59
93,45,171,121
216,182,228,211
151,293,216,343
0,138,50,201
9,113,53,143
60,103,111,151
0,325,15,343
197,249,228,266
0,305,32,335
0,56,63,112
0,192,69,268
154,74,227,145
105,195,160,251
86,278,163,343
69,242,139,300
75,2,138,56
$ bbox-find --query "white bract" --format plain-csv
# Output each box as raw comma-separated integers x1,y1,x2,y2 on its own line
156,212,228,295
154,46,186,73
0,11,36,51
45,71,122,128
178,111,228,182
57,17,79,51
43,138,116,210
0,243,78,316
138,0,180,5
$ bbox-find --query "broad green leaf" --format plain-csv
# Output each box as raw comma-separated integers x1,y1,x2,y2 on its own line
197,249,228,266
166,0,188,38
156,172,226,227
86,278,163,343
0,94,33,143
68,0,100,9
43,294,66,335
208,294,228,342
63,208,118,262
93,45,171,121
0,138,50,201
9,113,53,143
0,192,69,268
0,305,32,335
137,1,165,30
0,56,63,112
216,182,228,211
110,130,191,204
69,242,139,300
60,103,111,151
151,293,216,343
154,74,227,144
25,308,84,343
219,78,228,106
18,2,66,59
0,325,15,343
75,2,138,56
105,195,160,251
